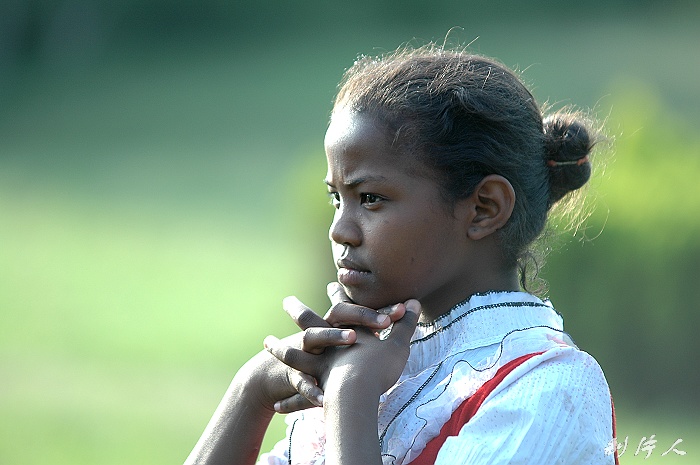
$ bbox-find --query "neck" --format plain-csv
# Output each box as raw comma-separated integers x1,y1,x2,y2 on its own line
418,268,521,323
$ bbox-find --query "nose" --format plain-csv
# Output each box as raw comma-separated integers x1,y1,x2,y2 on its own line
328,207,362,247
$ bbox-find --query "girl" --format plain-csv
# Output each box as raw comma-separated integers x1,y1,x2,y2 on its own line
185,44,618,465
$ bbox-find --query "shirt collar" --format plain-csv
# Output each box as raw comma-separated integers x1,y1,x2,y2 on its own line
407,291,563,367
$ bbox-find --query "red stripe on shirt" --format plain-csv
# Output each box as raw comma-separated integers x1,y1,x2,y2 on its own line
409,351,544,465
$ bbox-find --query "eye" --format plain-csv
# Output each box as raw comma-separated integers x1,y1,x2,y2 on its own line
360,193,382,206
328,191,340,209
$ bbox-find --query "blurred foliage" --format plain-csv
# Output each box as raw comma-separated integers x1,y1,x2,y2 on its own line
542,77,700,413
1,1,699,464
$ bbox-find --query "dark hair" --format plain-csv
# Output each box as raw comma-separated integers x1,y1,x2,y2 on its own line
333,45,601,288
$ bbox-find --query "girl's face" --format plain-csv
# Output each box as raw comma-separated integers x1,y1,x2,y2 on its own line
324,109,477,317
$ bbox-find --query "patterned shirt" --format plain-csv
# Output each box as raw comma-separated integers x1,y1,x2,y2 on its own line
258,291,617,465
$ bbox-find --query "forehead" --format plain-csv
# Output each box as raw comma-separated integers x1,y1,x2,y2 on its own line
324,110,403,179
325,109,390,153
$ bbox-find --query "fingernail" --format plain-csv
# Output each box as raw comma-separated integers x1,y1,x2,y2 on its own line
316,394,324,407
341,329,353,341
405,300,421,315
327,282,339,293
273,401,282,412
379,304,399,315
282,296,300,313
376,314,389,325
263,335,279,349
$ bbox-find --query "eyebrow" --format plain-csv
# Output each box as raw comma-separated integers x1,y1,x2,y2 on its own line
323,174,388,188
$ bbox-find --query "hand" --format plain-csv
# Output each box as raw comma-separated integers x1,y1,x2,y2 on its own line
245,286,385,412
267,283,408,412
322,282,406,331
183,294,373,465
265,300,422,407
236,332,331,413
282,284,406,353
325,299,421,396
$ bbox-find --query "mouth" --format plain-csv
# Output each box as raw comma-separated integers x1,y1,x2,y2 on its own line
336,259,371,286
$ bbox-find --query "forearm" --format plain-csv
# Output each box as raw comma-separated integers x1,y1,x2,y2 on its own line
323,376,383,465
185,361,276,465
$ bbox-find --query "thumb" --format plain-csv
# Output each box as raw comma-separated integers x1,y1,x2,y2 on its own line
386,299,421,343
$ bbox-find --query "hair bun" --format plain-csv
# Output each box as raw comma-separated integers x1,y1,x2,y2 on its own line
543,112,595,206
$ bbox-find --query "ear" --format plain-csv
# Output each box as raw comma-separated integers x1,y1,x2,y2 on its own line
464,174,515,240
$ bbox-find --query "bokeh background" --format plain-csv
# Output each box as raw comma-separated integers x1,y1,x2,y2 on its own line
2,1,699,463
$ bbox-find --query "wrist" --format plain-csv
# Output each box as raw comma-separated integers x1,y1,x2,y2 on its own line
323,376,383,465
323,371,382,420
325,366,386,400
186,359,276,465
233,351,282,414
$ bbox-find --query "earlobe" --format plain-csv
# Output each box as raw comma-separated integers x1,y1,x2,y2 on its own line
466,175,515,240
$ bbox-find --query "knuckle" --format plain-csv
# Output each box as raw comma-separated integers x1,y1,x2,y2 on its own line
277,396,297,413
357,306,378,324
296,309,318,328
325,303,345,325
280,394,311,413
297,376,314,395
293,396,311,411
314,327,333,340
279,346,297,364
294,375,305,392
328,302,343,315
302,329,329,352
301,331,313,349
358,306,371,319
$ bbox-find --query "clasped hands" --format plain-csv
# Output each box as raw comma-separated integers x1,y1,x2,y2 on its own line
260,282,421,414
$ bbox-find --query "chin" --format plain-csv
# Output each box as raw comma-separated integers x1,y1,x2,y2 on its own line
343,286,403,311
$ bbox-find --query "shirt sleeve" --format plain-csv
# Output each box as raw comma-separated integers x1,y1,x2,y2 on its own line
434,349,615,465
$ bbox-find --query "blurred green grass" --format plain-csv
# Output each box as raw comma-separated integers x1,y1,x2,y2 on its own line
2,7,700,464
612,408,698,464
0,174,311,463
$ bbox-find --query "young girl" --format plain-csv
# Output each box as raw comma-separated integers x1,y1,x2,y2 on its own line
185,44,618,465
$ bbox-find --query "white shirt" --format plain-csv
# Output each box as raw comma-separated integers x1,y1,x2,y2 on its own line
259,291,616,465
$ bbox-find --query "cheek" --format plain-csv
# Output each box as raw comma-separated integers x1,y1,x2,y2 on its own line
378,235,431,280
369,211,457,276
403,225,457,271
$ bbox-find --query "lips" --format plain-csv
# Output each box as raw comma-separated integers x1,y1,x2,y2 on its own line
336,258,371,286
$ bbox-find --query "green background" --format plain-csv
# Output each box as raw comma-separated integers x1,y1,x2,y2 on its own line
1,1,699,463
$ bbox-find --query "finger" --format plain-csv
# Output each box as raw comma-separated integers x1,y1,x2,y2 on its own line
326,282,405,328
326,282,349,306
378,302,406,323
301,327,356,354
264,335,318,375
283,296,328,330
274,393,320,414
323,301,393,329
274,370,323,412
385,300,422,343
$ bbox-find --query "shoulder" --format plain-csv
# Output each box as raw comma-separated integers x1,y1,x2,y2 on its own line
495,346,611,402
486,346,614,435
435,347,616,464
